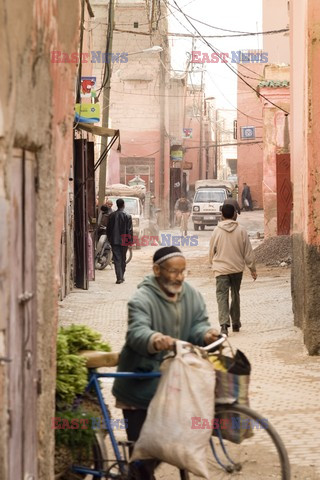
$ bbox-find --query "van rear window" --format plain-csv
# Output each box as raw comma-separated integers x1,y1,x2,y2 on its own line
194,190,226,203
108,197,139,214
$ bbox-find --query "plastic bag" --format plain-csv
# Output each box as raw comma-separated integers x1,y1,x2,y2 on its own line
131,341,215,479
244,198,249,207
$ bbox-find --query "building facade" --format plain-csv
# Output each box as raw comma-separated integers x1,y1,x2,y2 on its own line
0,1,80,479
91,0,171,226
237,62,264,209
290,0,320,355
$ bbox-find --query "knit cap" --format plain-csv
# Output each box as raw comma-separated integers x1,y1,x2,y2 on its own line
153,246,184,265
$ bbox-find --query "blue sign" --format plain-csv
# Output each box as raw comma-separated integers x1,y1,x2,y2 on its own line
240,127,255,139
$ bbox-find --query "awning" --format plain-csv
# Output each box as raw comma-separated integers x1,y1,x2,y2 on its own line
76,123,119,138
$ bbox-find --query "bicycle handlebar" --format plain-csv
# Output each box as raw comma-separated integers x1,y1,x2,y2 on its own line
171,334,227,355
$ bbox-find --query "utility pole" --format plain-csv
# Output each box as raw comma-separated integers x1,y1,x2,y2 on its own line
98,0,115,207
214,109,218,179
199,68,204,180
159,47,167,227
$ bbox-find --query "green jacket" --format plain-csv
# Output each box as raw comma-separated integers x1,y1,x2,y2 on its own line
112,274,212,408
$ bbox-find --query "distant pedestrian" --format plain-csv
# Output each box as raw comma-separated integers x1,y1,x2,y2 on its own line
224,192,241,215
174,195,191,235
241,183,253,211
209,204,257,335
107,198,133,284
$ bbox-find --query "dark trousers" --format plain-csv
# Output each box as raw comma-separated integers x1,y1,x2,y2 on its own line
123,409,159,480
123,410,189,480
112,245,127,281
216,272,243,327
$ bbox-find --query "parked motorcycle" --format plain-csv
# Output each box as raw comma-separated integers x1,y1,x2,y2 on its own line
95,227,133,270
95,228,112,270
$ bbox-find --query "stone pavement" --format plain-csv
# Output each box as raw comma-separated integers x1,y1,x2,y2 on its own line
59,212,320,479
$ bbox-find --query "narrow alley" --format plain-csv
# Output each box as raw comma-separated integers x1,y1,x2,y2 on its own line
2,1,320,479
59,212,320,479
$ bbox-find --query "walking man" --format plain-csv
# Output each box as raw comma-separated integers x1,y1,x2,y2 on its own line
112,246,219,479
174,195,191,235
241,182,253,211
107,198,133,284
209,204,257,335
224,192,241,215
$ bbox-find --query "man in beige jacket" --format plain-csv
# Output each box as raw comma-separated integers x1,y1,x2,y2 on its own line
209,204,257,335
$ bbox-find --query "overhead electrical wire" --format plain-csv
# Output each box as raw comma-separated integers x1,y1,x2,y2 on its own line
205,70,264,123
166,29,289,38
170,0,289,115
164,0,263,81
168,3,289,36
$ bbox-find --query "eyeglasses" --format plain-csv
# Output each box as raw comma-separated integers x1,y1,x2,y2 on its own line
159,265,187,277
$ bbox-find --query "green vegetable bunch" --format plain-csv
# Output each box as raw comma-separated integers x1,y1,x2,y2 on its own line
55,409,97,453
59,324,111,354
56,325,111,406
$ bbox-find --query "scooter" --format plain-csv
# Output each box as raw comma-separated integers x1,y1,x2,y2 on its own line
95,227,113,270
95,227,133,270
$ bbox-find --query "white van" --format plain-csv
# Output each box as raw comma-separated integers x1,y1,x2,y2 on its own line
192,180,234,230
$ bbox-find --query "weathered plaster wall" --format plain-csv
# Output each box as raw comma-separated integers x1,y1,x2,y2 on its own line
0,0,80,478
237,63,264,208
263,0,290,64
290,0,320,355
259,78,290,238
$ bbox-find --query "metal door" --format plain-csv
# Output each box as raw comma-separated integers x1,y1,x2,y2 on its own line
276,153,292,235
8,149,38,479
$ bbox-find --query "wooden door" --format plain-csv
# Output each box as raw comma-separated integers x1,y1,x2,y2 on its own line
8,149,38,479
74,139,88,289
276,153,292,235
87,141,95,282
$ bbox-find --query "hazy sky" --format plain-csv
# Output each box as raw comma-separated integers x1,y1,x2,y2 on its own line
168,0,263,109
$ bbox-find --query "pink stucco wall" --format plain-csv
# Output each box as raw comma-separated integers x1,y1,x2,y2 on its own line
290,0,320,246
263,0,290,64
259,85,290,237
237,63,264,208
290,0,320,355
110,129,162,198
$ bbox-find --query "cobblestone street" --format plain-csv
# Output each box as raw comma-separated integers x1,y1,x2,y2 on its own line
59,212,320,479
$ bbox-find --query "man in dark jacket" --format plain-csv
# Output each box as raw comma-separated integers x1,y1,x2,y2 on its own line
224,192,241,215
112,246,219,479
241,182,253,211
107,198,133,284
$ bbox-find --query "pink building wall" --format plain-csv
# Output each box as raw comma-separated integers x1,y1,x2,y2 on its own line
290,0,320,355
263,0,290,64
237,63,264,208
259,83,290,237
0,1,81,477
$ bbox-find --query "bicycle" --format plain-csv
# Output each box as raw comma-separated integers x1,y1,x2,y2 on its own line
68,336,290,479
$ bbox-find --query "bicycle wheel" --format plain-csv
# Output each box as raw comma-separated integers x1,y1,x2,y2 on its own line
95,249,112,270
68,432,107,480
209,403,290,479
